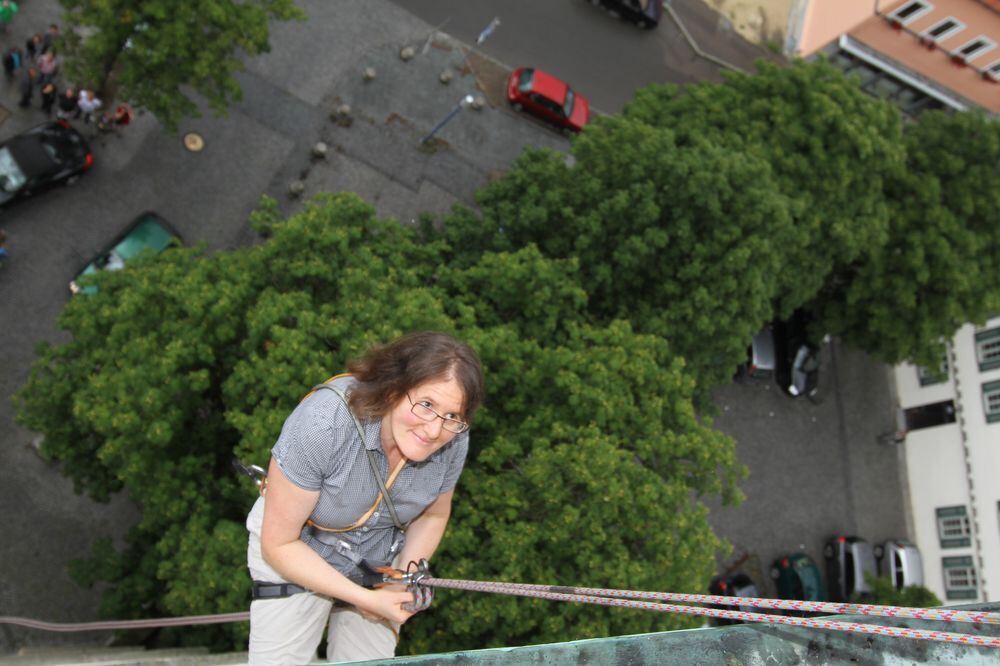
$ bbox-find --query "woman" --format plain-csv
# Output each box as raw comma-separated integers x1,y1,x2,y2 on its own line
246,331,484,665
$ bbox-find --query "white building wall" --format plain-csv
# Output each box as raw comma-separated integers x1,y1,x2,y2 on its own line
901,424,967,601
895,316,1000,603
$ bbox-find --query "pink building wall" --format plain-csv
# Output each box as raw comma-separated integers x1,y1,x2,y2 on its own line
795,0,887,56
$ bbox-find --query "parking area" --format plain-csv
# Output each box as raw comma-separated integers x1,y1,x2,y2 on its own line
707,338,909,598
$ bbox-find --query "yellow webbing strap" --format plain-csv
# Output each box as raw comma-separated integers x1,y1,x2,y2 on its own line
305,456,408,533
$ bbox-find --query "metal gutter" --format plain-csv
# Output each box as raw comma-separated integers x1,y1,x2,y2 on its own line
838,33,971,111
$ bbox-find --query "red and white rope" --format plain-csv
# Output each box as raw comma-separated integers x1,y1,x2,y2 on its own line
4,578,998,648
421,578,999,625
423,578,1000,648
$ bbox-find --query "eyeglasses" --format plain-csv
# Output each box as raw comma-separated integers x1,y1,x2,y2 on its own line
406,394,469,434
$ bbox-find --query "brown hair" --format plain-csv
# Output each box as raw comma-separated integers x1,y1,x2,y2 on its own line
347,331,484,423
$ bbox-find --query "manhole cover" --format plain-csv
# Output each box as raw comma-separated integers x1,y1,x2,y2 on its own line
183,132,205,152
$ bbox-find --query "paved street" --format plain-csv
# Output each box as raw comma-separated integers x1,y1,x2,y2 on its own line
707,340,908,592
0,0,905,653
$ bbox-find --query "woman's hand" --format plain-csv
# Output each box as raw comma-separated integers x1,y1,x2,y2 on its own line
358,586,417,625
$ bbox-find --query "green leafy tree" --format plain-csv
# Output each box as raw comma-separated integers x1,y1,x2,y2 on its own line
436,116,794,393
624,59,906,315
17,194,744,653
862,574,942,608
814,111,1000,367
59,0,304,131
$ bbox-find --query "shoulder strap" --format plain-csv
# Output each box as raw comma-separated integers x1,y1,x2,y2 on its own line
312,381,407,531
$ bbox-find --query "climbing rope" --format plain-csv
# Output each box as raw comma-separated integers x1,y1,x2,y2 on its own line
3,576,998,648
421,577,1000,648
0,612,249,633
420,578,1000,626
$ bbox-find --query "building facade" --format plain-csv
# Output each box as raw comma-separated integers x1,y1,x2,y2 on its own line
894,316,1000,603
790,0,1000,117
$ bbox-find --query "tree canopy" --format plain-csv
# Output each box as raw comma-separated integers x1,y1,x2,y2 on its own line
438,118,793,393
815,110,1000,366
16,54,1000,656
59,0,304,131
17,193,744,652
438,60,998,381
624,60,906,316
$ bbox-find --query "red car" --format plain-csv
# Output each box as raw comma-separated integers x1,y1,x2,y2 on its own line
507,67,590,133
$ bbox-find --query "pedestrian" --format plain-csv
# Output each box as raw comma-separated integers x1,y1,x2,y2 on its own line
0,229,8,262
41,23,59,54
75,88,101,123
0,1,18,34
2,45,22,78
97,103,133,132
18,66,35,108
36,49,57,84
39,82,55,115
246,331,484,666
25,33,41,60
56,85,77,119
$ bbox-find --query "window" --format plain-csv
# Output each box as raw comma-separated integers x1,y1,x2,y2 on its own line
955,36,997,62
988,59,1000,81
983,380,1000,423
975,328,1000,371
917,352,949,385
891,1,933,24
936,506,971,548
942,556,978,600
922,17,965,42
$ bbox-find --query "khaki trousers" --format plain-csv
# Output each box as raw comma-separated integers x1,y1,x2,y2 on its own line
246,497,399,665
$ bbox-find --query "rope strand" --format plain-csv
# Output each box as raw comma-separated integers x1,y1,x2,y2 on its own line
420,578,1000,625
423,578,1000,648
0,612,249,633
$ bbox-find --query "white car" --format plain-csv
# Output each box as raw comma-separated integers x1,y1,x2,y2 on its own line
875,539,924,590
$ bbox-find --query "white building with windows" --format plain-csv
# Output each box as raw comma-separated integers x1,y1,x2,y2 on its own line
894,316,1000,603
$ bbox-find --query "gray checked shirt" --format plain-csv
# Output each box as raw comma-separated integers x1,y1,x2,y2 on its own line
272,375,468,583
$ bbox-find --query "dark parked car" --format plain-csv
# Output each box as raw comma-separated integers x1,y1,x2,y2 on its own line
588,0,662,28
771,553,827,606
0,120,92,206
69,212,180,295
507,67,591,133
708,572,759,625
875,539,925,590
824,536,877,602
773,310,821,400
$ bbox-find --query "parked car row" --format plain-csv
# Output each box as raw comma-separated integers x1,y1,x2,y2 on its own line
736,309,822,401
710,537,925,622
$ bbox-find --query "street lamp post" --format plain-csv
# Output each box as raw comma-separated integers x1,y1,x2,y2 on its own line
420,94,475,145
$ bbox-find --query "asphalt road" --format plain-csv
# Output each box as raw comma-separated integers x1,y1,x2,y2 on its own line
0,0,906,653
389,0,773,113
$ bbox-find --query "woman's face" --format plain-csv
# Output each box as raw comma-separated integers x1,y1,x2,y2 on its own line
381,375,465,463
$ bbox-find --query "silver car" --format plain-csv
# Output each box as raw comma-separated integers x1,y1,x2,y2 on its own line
875,539,924,590
737,326,776,380
824,536,878,601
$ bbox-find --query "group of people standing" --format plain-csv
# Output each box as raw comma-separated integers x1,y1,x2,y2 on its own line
3,18,129,128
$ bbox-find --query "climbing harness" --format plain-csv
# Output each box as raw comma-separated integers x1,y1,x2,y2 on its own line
243,376,411,601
